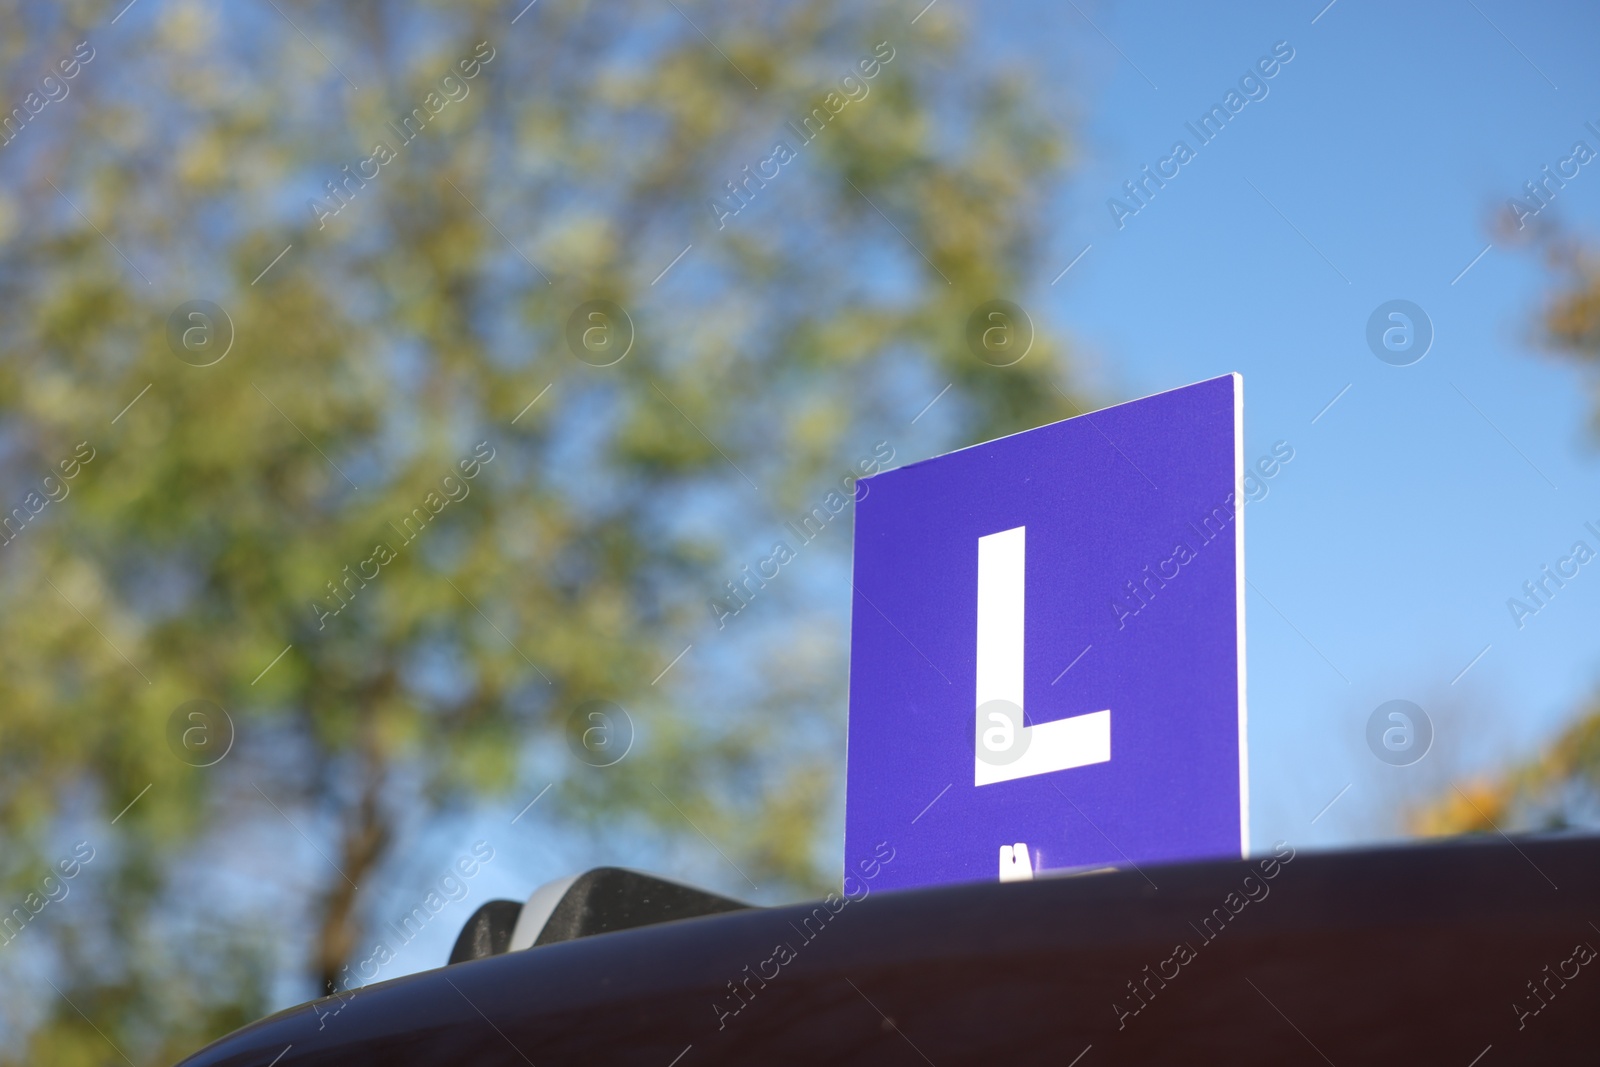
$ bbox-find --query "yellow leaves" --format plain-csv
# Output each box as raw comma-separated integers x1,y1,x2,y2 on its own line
1545,274,1600,355
771,399,860,503
1543,710,1600,782
542,211,619,278
1533,230,1600,357
158,0,219,55
50,559,133,651
651,49,737,140
512,101,566,171
176,134,230,191
1414,706,1600,836
789,399,849,456
448,723,520,794
745,762,835,892
1409,778,1513,837
23,1023,113,1067
804,309,893,372
0,190,17,246
27,369,84,424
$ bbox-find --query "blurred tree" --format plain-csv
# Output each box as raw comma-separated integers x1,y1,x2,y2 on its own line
1414,226,1600,839
1411,708,1600,836
0,0,1078,1061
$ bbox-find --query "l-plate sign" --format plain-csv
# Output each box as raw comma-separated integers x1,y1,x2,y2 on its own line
974,526,1111,786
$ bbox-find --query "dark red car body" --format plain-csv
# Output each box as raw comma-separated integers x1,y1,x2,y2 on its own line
178,834,1599,1065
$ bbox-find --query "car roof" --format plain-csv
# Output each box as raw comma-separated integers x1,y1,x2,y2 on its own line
177,833,1600,1066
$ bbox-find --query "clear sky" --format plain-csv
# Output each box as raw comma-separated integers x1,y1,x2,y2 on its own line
1017,0,1600,850
367,0,1600,987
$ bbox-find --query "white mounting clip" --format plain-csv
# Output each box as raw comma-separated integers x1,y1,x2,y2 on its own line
999,842,1034,882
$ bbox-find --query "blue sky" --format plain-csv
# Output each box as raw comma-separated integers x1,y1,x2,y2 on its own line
1018,0,1600,848
359,0,1600,987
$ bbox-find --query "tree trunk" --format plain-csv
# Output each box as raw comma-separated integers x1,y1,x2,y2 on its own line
313,737,393,997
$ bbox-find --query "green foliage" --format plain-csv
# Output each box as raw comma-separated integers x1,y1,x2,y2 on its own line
0,0,1078,1060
